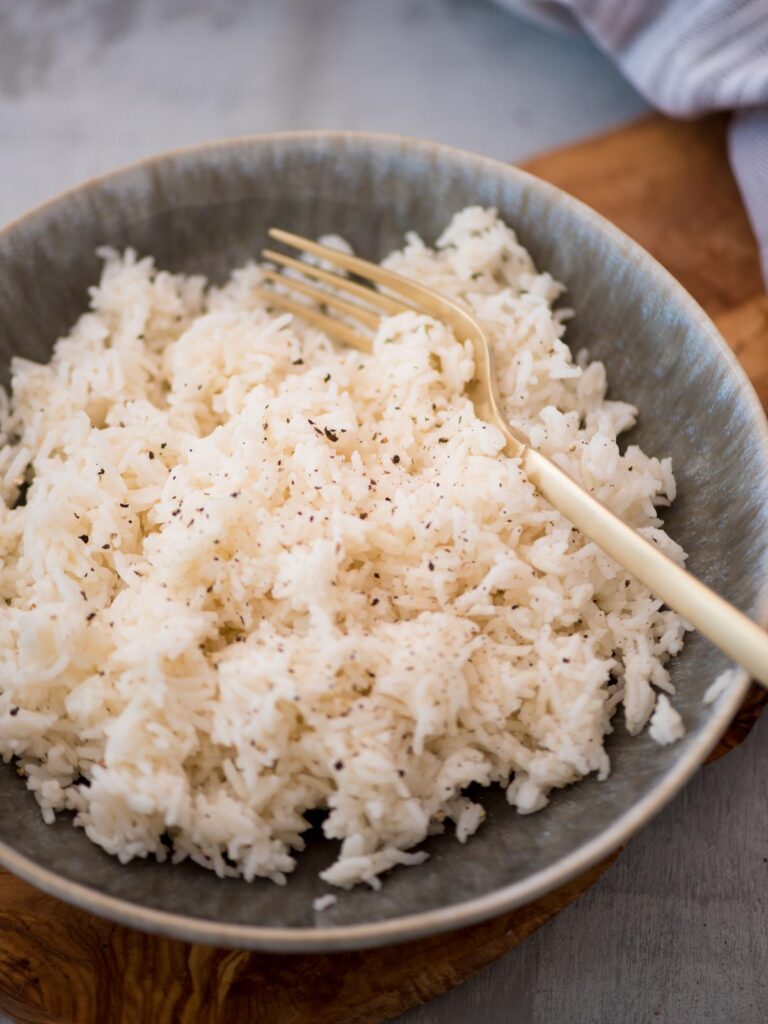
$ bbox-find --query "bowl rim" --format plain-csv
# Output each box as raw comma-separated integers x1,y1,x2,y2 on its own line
0,128,765,952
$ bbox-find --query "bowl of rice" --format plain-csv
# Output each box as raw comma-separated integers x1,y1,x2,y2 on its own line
0,133,767,951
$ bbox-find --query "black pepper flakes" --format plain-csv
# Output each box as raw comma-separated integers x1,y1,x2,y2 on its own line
78,534,89,543
9,707,19,717
324,427,338,442
391,454,400,464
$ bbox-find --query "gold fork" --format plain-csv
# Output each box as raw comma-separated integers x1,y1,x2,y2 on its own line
260,227,768,690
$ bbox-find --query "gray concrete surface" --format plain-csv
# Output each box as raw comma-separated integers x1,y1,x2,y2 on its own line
0,0,645,225
1,2,765,1024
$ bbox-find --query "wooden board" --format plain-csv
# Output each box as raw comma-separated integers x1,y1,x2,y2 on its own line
0,113,766,1024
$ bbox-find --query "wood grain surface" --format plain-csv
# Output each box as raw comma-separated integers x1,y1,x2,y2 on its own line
523,113,764,316
0,113,765,1024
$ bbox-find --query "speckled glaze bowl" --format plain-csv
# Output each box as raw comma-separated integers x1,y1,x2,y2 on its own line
1,133,767,952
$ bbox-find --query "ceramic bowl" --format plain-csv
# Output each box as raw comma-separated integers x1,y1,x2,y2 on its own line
1,133,766,950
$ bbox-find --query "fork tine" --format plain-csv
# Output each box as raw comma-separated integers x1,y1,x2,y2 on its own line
254,287,372,353
262,249,408,316
260,269,380,330
268,228,442,316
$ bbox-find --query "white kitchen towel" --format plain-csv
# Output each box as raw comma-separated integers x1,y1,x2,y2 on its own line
496,0,768,283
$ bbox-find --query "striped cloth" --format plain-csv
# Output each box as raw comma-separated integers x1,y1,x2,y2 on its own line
496,0,768,283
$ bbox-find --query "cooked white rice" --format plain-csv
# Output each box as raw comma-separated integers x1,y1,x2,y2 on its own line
312,893,338,912
704,668,739,705
0,207,688,889
648,694,685,745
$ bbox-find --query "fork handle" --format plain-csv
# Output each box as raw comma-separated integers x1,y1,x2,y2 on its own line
522,446,768,689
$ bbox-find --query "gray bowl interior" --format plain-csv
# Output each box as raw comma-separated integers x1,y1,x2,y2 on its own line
1,135,767,946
